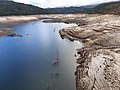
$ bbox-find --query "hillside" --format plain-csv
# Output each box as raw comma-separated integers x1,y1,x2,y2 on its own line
47,5,96,14
47,1,120,15
0,1,120,16
0,1,49,16
88,1,120,15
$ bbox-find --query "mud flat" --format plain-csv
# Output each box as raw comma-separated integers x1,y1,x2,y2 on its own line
0,15,49,37
59,14,120,90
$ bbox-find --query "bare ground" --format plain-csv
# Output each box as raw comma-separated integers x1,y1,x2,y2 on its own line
0,15,48,36
58,14,120,90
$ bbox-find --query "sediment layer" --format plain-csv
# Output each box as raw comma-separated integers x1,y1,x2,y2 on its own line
59,14,120,90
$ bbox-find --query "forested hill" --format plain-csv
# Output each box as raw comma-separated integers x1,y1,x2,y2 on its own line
47,1,120,15
0,1,49,16
0,1,120,16
46,5,96,14
87,1,120,15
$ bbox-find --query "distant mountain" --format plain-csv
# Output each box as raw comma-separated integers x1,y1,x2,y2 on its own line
0,1,49,16
0,1,120,16
88,1,120,15
47,1,120,15
47,5,96,14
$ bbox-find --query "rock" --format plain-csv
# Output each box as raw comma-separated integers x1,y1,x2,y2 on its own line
8,33,22,37
69,37,74,41
55,73,59,77
0,28,12,37
58,14,120,90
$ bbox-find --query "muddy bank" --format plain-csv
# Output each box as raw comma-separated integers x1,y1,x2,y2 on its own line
0,28,23,37
0,14,94,37
0,15,49,37
59,14,120,90
43,14,88,26
0,15,49,26
0,28,12,37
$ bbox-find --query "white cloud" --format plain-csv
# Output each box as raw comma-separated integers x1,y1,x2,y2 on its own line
13,0,119,8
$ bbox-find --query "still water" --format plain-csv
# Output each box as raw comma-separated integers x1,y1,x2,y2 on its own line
0,21,82,90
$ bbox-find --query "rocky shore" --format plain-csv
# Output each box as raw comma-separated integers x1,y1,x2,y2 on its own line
59,14,120,90
1,14,120,90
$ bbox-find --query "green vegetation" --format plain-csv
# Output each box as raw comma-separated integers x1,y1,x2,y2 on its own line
48,1,120,15
0,1,49,16
46,5,96,14
87,1,120,15
0,1,120,16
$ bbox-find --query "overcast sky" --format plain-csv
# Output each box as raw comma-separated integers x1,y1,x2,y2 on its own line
13,0,119,8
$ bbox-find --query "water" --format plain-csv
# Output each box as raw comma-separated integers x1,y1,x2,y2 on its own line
0,21,82,90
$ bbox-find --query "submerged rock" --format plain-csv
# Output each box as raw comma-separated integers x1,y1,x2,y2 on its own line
8,33,22,37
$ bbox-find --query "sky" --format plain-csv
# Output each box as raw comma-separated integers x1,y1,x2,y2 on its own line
13,0,119,8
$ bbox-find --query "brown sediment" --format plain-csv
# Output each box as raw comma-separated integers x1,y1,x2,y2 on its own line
0,14,91,37
0,28,13,37
59,14,120,90
0,15,49,37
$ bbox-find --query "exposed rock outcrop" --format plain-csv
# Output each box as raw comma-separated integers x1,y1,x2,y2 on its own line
59,14,120,90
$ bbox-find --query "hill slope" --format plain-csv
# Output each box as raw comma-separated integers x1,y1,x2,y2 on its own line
88,1,120,14
1,1,120,16
47,1,120,15
0,1,49,16
47,5,96,14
